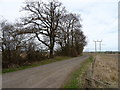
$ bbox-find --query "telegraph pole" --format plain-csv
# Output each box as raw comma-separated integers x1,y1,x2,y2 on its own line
97,40,102,52
93,40,97,53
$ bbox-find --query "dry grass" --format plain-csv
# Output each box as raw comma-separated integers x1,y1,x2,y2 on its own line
93,54,118,88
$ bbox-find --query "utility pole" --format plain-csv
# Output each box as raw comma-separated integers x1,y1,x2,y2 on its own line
93,40,97,60
97,40,102,52
93,40,97,53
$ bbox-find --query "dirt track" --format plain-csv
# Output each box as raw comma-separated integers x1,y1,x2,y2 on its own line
2,55,89,88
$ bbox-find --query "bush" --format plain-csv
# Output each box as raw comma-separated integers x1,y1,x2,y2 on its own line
55,45,81,57
2,50,49,69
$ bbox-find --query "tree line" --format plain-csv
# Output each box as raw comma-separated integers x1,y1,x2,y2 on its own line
1,0,87,68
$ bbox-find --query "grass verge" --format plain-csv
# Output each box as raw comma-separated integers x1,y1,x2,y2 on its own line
64,56,93,88
2,56,72,74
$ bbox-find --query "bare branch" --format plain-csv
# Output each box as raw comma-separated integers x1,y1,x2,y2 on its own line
35,32,50,48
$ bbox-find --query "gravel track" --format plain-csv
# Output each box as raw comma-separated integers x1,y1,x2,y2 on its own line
2,55,89,88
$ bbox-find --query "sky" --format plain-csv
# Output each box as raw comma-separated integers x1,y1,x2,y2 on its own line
0,0,119,52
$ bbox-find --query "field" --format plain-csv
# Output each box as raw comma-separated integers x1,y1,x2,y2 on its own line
92,53,118,88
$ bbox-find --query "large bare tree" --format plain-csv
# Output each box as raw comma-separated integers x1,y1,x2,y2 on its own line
22,0,65,58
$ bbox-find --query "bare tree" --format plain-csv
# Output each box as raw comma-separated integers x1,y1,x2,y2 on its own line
1,21,23,67
21,0,65,58
74,30,87,55
1,20,45,68
56,13,86,56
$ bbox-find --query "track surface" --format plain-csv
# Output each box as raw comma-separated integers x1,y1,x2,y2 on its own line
3,55,89,88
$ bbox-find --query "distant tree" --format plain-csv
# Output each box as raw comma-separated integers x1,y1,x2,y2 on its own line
56,13,86,56
74,30,87,55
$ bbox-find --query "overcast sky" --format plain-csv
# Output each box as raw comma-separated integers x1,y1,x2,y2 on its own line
0,0,119,52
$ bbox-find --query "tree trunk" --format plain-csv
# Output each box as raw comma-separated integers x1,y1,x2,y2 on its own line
49,47,54,58
49,35,54,58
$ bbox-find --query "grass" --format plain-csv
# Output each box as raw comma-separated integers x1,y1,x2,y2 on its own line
2,56,72,74
64,56,93,88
